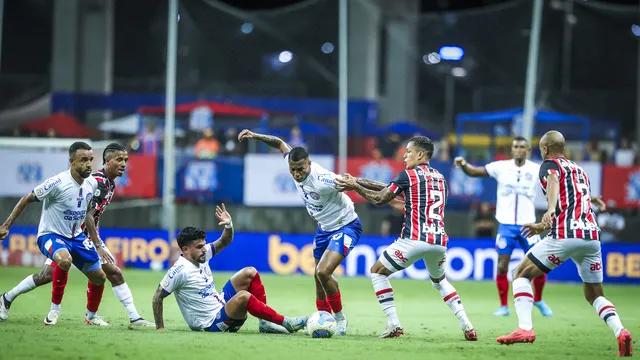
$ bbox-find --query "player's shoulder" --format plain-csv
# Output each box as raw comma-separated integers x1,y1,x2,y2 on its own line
166,259,187,278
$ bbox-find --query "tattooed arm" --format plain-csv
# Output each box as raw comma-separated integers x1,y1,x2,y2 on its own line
354,177,388,191
237,129,292,156
152,286,170,330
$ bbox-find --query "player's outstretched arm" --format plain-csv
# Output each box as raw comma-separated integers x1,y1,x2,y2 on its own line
336,175,396,206
354,176,388,191
84,206,115,265
237,129,292,156
388,198,405,213
0,192,37,240
212,203,234,254
152,286,170,331
454,157,489,177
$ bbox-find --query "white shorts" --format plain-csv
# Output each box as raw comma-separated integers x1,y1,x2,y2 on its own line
526,237,603,283
379,238,447,279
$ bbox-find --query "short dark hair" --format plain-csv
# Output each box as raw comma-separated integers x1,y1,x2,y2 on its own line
513,136,528,143
408,136,434,159
289,147,309,162
103,142,128,164
69,142,92,160
176,226,206,249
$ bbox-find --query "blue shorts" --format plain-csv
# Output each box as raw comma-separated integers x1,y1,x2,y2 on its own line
206,280,246,333
37,233,101,273
313,218,363,260
495,223,540,256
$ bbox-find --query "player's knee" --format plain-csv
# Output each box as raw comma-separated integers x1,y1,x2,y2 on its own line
315,266,331,283
57,258,72,271
235,290,251,304
496,263,509,275
91,271,107,286
241,266,258,280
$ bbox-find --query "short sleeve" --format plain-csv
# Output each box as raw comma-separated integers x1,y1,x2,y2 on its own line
539,160,560,182
92,179,110,211
159,263,185,294
32,175,63,202
388,170,410,195
205,243,215,261
484,161,500,179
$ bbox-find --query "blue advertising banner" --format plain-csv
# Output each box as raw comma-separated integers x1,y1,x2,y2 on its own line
2,227,639,284
172,156,244,203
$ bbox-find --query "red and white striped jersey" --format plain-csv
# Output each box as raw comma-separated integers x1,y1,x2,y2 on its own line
81,169,115,239
539,157,600,240
387,164,449,246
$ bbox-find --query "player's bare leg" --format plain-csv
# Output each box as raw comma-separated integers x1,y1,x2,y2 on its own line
99,263,154,327
370,260,404,338
0,262,53,321
313,258,331,313
494,254,511,316
583,282,632,357
431,274,477,341
315,250,347,335
224,290,308,333
44,250,74,325
82,268,110,326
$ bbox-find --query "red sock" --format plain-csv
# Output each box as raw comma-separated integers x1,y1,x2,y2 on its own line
51,262,68,305
496,274,509,307
326,291,343,313
533,273,546,302
86,281,104,313
315,298,332,312
248,272,267,304
245,294,284,325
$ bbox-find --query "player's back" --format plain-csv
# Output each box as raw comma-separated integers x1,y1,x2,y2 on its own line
398,164,448,246
540,156,599,240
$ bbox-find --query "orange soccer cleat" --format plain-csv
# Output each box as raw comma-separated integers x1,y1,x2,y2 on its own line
496,328,536,345
617,329,632,357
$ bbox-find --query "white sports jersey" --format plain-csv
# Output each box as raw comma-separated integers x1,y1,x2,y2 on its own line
33,170,98,239
484,159,539,225
160,244,223,331
285,153,358,231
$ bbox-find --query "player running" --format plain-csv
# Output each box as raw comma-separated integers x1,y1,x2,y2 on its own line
237,129,359,335
497,131,632,357
0,142,110,326
454,136,553,317
152,205,308,334
0,143,154,327
336,136,477,340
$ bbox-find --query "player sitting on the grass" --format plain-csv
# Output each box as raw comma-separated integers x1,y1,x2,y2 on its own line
0,142,109,326
496,131,632,357
0,143,153,327
336,136,477,341
152,204,308,333
238,129,358,335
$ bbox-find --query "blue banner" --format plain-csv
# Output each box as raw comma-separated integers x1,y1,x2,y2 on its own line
2,227,639,284
174,156,244,203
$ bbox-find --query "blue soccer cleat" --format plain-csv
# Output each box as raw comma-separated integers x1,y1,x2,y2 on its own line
493,306,510,316
533,300,553,317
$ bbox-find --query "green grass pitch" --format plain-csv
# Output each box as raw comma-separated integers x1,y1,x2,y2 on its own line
0,267,637,360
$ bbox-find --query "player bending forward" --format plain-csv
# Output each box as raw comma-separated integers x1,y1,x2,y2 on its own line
0,143,153,327
497,131,632,357
336,136,477,340
238,129,360,335
152,205,308,333
0,142,110,325
454,136,552,317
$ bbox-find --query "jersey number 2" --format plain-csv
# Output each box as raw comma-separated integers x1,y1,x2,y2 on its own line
429,190,443,220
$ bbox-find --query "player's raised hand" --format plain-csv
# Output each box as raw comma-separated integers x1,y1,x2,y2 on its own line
0,225,8,240
453,156,466,167
216,203,232,226
521,222,545,238
335,173,357,191
237,129,255,142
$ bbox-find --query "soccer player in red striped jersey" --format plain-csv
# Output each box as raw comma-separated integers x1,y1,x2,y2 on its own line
336,136,477,340
497,131,632,357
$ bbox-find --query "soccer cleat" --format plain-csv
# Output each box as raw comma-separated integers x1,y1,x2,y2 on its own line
258,319,290,334
463,325,478,341
493,306,510,316
44,310,60,326
497,328,536,345
617,329,632,357
83,315,111,326
0,294,11,321
533,300,553,317
281,315,309,333
128,318,155,328
378,325,404,338
335,315,348,336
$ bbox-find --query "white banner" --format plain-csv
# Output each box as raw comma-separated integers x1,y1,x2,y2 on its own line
244,153,335,206
534,161,602,210
0,149,69,197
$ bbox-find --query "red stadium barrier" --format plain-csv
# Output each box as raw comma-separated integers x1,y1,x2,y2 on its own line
115,154,157,198
602,165,640,209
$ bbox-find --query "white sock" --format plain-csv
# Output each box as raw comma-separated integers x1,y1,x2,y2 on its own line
86,310,97,319
5,275,37,302
112,283,142,321
593,296,624,337
333,310,345,321
433,279,472,330
513,277,534,331
371,273,400,327
50,302,61,312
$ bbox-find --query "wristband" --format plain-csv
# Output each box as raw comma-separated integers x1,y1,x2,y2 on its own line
225,222,233,229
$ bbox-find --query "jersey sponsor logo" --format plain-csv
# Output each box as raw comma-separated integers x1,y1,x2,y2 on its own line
43,178,62,190
570,219,600,231
501,184,532,197
63,209,87,221
547,254,563,266
167,264,184,278
422,222,446,235
394,250,408,263
199,281,217,299
317,174,334,185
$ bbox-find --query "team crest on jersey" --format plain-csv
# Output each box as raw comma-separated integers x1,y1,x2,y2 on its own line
525,173,533,181
35,188,44,197
86,193,92,202
309,192,320,200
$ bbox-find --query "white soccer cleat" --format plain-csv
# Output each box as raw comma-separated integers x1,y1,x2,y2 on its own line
282,315,309,333
258,319,290,334
83,315,111,326
44,310,60,326
128,318,155,328
378,325,404,338
0,294,10,321
335,315,348,335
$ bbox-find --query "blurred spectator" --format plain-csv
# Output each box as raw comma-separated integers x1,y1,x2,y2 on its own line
435,138,453,162
597,200,625,243
194,128,220,159
222,127,244,155
288,126,307,148
614,138,636,167
474,202,496,238
138,122,162,155
583,140,602,162
47,128,56,138
381,210,404,237
379,132,401,158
